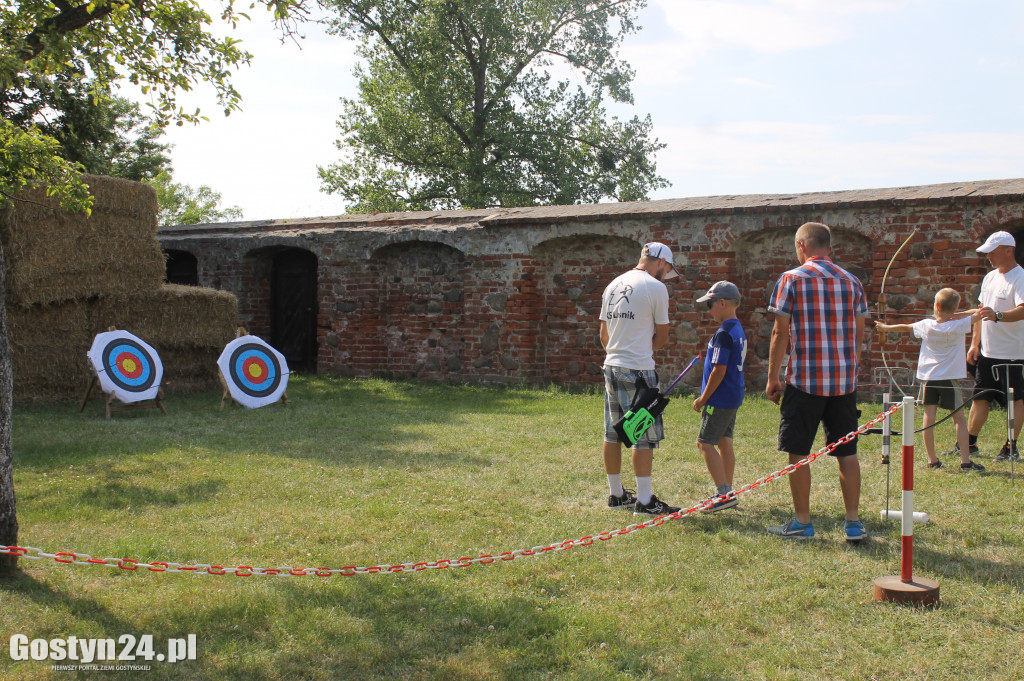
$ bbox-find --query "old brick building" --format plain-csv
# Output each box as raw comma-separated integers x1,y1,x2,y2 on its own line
157,179,1024,396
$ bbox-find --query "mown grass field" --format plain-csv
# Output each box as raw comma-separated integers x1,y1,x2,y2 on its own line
1,376,1021,680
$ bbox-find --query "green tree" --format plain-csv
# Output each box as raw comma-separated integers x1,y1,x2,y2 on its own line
149,169,243,226
317,0,668,212
0,0,314,573
2,72,171,181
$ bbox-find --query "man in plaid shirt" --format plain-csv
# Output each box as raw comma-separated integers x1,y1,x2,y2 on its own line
765,222,870,543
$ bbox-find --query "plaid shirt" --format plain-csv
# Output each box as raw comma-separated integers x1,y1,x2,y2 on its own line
768,256,868,396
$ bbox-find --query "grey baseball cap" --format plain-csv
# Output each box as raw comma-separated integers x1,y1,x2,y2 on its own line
696,281,740,303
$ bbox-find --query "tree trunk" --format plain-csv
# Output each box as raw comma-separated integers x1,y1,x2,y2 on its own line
0,238,18,574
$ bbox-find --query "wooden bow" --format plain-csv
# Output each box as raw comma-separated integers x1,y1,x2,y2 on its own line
877,229,919,396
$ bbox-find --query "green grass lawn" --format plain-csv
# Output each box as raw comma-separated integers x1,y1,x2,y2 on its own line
2,376,1022,680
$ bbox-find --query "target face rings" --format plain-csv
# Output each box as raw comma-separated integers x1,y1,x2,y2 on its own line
229,343,283,398
102,339,157,393
87,330,164,404
217,335,289,408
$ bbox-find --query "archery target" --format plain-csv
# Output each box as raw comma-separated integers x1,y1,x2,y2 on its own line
87,330,164,403
217,335,289,408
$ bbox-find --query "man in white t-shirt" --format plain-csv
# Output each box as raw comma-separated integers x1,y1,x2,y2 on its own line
599,242,680,515
876,288,983,470
968,230,1024,462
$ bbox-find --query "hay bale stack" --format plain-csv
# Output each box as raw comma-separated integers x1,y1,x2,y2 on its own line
3,176,241,401
8,301,93,402
90,284,237,349
88,285,239,394
0,174,165,307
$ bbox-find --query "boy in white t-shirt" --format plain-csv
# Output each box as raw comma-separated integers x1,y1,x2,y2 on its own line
876,288,984,471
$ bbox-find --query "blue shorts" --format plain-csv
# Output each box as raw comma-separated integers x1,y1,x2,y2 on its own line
603,366,663,449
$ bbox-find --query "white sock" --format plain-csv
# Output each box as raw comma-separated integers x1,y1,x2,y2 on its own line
636,476,652,505
607,474,624,497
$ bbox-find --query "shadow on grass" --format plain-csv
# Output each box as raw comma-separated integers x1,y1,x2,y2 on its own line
0,571,692,681
15,376,551,472
684,508,1024,591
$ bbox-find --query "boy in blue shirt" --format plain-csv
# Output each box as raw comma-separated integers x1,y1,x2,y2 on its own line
693,281,748,512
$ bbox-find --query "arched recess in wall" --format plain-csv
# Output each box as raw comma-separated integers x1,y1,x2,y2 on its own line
733,226,873,310
1005,222,1024,267
163,249,198,286
241,246,320,373
532,234,641,383
371,240,468,378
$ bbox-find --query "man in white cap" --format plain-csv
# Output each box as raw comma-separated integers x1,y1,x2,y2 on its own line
968,230,1024,462
598,241,681,515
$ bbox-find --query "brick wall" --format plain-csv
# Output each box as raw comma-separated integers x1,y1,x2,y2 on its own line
158,180,1024,397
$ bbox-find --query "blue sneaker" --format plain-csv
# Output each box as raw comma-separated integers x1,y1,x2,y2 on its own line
845,520,868,544
767,518,814,539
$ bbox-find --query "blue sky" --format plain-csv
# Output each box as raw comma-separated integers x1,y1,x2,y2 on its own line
153,0,1024,220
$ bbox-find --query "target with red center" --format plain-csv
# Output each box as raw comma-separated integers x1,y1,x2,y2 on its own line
87,330,163,403
217,336,289,408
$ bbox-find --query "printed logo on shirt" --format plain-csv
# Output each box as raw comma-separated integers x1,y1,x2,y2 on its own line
606,282,637,320
608,282,633,306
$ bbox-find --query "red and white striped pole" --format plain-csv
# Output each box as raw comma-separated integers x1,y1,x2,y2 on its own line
874,395,939,605
899,394,916,582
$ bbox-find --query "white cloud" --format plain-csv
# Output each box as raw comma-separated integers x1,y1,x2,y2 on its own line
150,5,360,220
627,0,920,85
726,77,776,89
649,121,1024,198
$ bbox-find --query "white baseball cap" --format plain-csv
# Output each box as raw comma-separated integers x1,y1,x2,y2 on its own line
642,242,680,279
977,231,1016,253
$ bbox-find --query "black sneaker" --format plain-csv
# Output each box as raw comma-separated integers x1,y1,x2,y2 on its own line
927,460,943,469
633,494,681,516
961,460,986,472
608,488,637,508
995,443,1020,462
701,494,739,513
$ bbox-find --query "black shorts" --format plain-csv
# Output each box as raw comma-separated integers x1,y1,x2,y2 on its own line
919,379,963,411
778,385,861,458
972,356,1024,407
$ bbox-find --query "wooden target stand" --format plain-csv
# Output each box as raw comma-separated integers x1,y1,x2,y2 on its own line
79,327,167,420
79,371,167,420
219,327,289,411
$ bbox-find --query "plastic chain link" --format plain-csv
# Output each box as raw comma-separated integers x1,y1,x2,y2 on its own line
0,402,903,577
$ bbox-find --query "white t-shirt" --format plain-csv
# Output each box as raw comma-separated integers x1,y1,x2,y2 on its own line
600,269,669,370
912,317,973,380
979,265,1024,360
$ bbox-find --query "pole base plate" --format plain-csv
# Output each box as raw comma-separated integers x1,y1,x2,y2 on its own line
873,575,940,606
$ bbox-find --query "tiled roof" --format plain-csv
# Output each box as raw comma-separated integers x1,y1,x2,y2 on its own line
158,178,1024,237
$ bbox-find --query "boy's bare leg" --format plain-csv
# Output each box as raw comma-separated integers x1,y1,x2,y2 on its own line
922,404,938,464
953,411,971,464
719,436,736,487
698,441,728,487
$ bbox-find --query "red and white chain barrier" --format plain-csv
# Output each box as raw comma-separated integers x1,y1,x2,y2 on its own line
1,402,903,577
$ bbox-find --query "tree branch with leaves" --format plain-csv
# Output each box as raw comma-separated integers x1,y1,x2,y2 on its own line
0,0,316,574
317,0,667,212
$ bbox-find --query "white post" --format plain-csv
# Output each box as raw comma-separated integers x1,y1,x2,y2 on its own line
900,395,915,582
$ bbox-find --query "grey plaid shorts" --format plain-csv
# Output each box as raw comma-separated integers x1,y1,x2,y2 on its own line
603,366,664,449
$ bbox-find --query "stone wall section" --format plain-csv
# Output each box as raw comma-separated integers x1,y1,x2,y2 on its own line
158,180,1024,396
